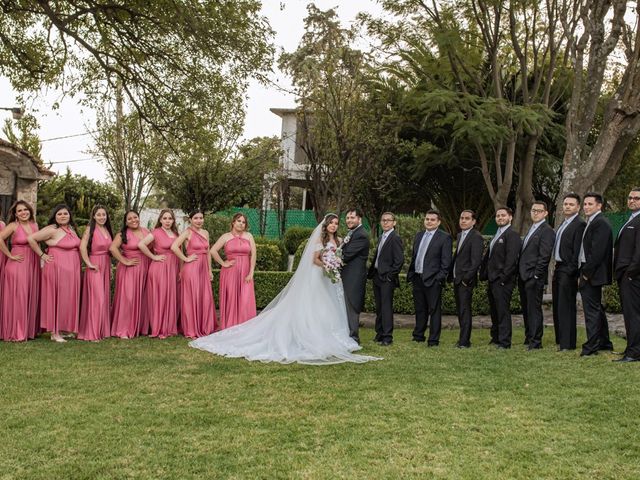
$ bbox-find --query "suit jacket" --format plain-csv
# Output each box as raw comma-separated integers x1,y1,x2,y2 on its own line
580,213,613,286
367,230,404,287
480,226,521,284
341,224,370,312
554,215,586,276
407,229,452,287
518,221,556,282
448,228,484,286
614,213,640,281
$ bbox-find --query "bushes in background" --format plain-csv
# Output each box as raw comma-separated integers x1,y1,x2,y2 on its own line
283,226,314,254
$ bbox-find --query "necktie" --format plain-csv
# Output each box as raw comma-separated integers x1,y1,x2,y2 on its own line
375,232,389,268
489,227,503,254
453,231,468,278
554,219,570,261
579,218,592,264
522,224,537,250
415,231,432,274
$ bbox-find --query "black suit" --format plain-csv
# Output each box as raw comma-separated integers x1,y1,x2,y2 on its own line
341,224,370,343
480,226,521,348
448,228,484,347
614,213,640,359
518,221,555,348
407,229,452,345
579,212,614,355
552,215,586,350
368,230,404,343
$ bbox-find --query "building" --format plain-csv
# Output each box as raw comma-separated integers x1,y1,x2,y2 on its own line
266,108,312,210
0,138,54,219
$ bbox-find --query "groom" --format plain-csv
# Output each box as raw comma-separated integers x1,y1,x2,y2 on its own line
341,208,370,344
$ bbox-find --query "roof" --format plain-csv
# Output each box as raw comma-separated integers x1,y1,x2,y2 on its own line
0,138,55,177
270,107,300,117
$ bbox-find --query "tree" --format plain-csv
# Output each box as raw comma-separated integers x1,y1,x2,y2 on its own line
0,1,273,138
1,113,43,162
37,168,121,225
556,0,640,219
235,136,283,208
279,5,399,221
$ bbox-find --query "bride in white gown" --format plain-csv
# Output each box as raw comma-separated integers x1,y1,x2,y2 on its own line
190,214,381,365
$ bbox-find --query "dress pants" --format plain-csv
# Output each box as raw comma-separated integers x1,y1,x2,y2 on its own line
579,282,614,355
552,269,578,349
454,282,474,347
372,273,395,342
519,277,545,348
345,296,360,343
412,279,443,345
619,277,640,359
488,280,515,348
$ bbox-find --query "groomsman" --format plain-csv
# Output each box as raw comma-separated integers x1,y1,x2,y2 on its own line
579,193,614,356
448,210,484,348
480,207,521,349
552,193,586,351
613,188,640,363
518,201,555,349
368,212,404,346
341,208,370,344
407,210,452,346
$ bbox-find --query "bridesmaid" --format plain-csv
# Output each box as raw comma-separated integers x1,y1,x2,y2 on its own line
0,200,40,341
78,205,114,341
0,209,6,327
28,204,81,343
110,210,150,338
171,210,216,338
210,213,257,330
138,209,180,339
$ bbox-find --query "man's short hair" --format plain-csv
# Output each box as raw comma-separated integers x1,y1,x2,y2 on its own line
461,209,477,220
346,207,364,218
496,206,513,216
425,209,441,219
584,192,604,205
563,193,581,204
381,212,396,221
532,200,548,211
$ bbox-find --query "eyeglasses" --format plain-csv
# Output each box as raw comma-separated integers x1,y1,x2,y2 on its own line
629,196,640,201
381,218,394,223
531,208,546,213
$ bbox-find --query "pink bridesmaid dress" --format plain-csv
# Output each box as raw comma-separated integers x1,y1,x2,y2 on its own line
180,227,216,338
218,235,256,330
1,222,41,341
0,221,6,338
78,228,113,340
146,228,180,338
111,229,150,338
40,227,81,335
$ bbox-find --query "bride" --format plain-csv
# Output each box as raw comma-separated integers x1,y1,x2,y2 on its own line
190,214,381,365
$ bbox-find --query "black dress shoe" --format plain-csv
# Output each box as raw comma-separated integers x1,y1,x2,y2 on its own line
557,348,572,352
456,344,470,349
527,345,542,351
427,343,439,348
613,356,640,363
580,351,598,357
598,345,614,352
380,340,392,347
373,335,382,343
412,338,426,343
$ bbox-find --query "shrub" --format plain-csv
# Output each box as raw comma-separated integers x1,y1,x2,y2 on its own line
255,237,287,271
603,282,621,313
203,213,233,242
283,226,314,254
255,244,284,272
292,240,307,270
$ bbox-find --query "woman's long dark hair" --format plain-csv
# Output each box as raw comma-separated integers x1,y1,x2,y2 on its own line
7,200,35,223
87,205,114,254
47,204,78,231
121,210,140,245
155,209,179,236
321,214,339,247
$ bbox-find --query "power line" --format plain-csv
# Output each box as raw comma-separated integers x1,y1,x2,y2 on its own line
47,157,101,165
40,131,96,142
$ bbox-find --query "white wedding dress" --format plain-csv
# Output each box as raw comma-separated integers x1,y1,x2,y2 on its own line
190,222,381,365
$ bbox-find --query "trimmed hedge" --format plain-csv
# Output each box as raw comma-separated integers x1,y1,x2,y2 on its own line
255,238,287,271
283,226,315,254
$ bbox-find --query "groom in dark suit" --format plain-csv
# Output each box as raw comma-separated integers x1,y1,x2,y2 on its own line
407,210,452,346
368,212,404,346
449,210,485,348
341,208,370,344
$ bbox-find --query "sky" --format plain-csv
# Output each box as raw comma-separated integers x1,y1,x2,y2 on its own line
0,1,385,181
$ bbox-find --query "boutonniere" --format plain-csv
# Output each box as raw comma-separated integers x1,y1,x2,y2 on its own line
343,232,352,244
498,238,504,243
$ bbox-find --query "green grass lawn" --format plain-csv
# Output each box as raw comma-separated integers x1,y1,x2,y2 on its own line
1,327,639,480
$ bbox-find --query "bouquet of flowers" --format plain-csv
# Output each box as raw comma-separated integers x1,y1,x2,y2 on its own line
321,244,344,283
